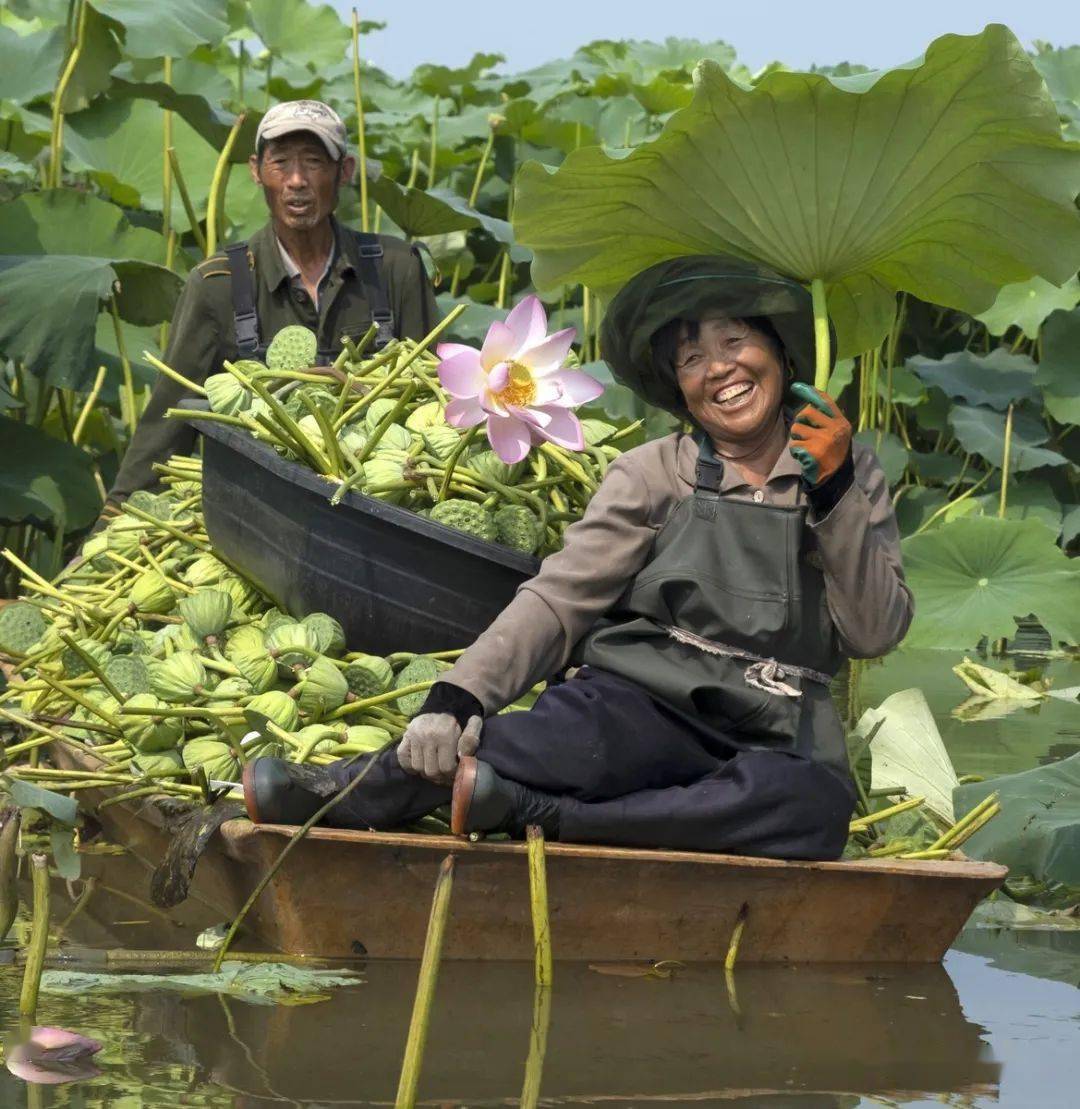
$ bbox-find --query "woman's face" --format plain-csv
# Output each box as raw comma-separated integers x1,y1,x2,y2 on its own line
673,313,786,445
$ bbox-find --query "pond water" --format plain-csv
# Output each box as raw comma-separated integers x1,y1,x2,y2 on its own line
1,649,1077,1107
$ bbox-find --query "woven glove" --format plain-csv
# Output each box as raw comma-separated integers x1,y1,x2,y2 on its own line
788,382,852,487
397,713,483,784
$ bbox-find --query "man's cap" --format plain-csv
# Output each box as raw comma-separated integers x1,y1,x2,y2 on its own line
256,100,348,160
599,254,836,418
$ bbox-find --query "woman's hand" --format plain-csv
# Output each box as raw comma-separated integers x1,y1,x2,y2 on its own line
787,382,852,487
397,713,483,784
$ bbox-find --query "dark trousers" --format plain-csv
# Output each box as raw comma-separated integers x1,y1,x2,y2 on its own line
326,668,856,860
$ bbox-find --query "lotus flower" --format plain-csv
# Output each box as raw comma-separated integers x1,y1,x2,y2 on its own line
5,1026,103,1085
436,295,603,463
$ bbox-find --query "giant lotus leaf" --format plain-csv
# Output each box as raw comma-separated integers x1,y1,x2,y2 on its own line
513,25,1080,362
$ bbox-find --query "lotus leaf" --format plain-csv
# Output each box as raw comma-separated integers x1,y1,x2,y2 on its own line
247,0,350,70
947,405,1068,472
0,26,66,105
93,0,228,59
514,26,1080,363
976,275,1080,339
901,516,1080,649
905,348,1037,412
854,430,908,486
1035,307,1080,426
954,754,1080,887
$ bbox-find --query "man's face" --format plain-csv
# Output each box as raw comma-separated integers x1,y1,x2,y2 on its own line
249,133,355,232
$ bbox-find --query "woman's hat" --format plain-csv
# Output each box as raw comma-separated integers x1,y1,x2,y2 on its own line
599,255,835,416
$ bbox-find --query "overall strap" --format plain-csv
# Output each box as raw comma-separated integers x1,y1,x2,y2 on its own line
352,231,395,350
693,432,725,493
224,242,263,358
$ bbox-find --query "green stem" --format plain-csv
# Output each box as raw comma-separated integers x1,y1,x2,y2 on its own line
436,426,480,502
999,403,1014,519
427,96,439,189
110,294,137,439
810,278,831,393
351,9,369,232
527,825,553,987
72,365,107,446
168,146,208,254
49,0,87,188
395,855,455,1108
19,853,51,1020
205,113,246,258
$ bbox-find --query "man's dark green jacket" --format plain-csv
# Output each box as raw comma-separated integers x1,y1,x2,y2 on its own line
106,218,439,507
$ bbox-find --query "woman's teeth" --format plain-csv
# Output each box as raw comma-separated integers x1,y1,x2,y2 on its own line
713,382,753,406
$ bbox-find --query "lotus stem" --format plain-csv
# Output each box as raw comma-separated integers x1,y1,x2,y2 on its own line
109,293,138,437
168,146,208,253
527,825,553,987
470,126,496,208
929,792,1000,852
0,708,94,756
724,901,749,972
327,681,433,719
34,672,122,729
19,853,51,1019
351,9,369,231
898,848,952,860
939,802,1001,850
519,981,553,1109
810,277,830,392
911,468,992,537
436,425,480,502
144,351,208,397
58,632,126,703
999,403,1014,519
356,381,419,462
48,0,87,187
121,501,212,551
427,96,439,189
395,854,455,1109
205,113,246,258
848,795,925,833
497,250,512,310
162,55,174,257
72,365,107,446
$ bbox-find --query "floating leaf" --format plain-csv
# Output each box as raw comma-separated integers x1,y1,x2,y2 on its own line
514,26,1080,357
976,274,1080,338
952,657,1046,701
901,516,1080,649
5,778,79,825
1035,307,1080,426
906,348,1037,411
948,405,1068,472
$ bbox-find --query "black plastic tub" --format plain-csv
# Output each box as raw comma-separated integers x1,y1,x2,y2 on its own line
180,401,541,653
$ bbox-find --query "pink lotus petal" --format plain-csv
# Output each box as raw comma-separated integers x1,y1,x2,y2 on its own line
531,378,564,406
486,361,510,393
5,1027,104,1086
546,368,605,406
435,342,477,361
28,1029,102,1054
437,349,486,398
519,327,576,374
486,413,534,463
533,406,586,451
444,397,486,428
504,295,548,353
480,320,517,369
479,388,508,417
508,404,552,429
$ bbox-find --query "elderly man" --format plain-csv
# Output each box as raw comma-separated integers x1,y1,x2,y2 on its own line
105,99,438,510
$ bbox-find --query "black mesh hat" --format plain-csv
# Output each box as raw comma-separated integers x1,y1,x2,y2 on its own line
599,254,836,416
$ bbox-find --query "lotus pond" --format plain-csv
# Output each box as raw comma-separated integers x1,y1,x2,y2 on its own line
0,648,1077,1108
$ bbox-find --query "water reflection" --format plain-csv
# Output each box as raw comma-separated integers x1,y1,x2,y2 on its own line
1,954,1000,1107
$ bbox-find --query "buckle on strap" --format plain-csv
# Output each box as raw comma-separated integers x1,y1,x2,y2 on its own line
358,242,384,259
234,310,260,354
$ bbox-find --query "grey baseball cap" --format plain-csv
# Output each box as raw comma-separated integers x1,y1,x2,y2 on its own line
256,100,348,160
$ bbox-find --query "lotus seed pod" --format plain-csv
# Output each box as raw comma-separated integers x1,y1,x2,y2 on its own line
178,589,233,645
337,425,368,459
127,489,174,519
0,601,48,657
285,385,336,421
376,423,412,452
405,401,445,432
112,629,150,656
205,675,254,701
224,626,277,691
301,612,346,656
362,450,410,502
420,425,460,460
149,651,208,703
182,738,240,783
205,373,251,416
494,505,544,554
266,325,318,372
128,570,177,615
344,654,393,698
132,749,184,778
292,655,350,717
120,694,185,753
295,723,347,755
259,608,295,635
79,533,111,572
343,724,393,752
106,519,148,558
429,499,497,542
246,690,300,733
234,359,266,375
365,397,398,431
216,574,260,614
468,450,525,485
61,637,111,679
267,622,318,671
104,654,152,697
393,656,440,717
295,413,326,454
181,553,230,588
581,418,618,446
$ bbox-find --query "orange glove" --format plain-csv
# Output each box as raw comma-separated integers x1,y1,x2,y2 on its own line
788,383,852,488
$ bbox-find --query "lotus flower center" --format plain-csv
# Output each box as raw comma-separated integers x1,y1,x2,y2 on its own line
494,361,537,408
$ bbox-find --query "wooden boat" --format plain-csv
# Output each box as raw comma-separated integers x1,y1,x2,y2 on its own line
55,743,1005,962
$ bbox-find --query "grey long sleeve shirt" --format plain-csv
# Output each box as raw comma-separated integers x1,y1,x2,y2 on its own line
443,432,913,714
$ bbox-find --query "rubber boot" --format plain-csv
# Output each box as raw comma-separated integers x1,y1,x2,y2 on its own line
451,756,561,839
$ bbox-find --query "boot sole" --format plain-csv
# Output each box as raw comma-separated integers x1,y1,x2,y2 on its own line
242,759,264,824
451,755,478,836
